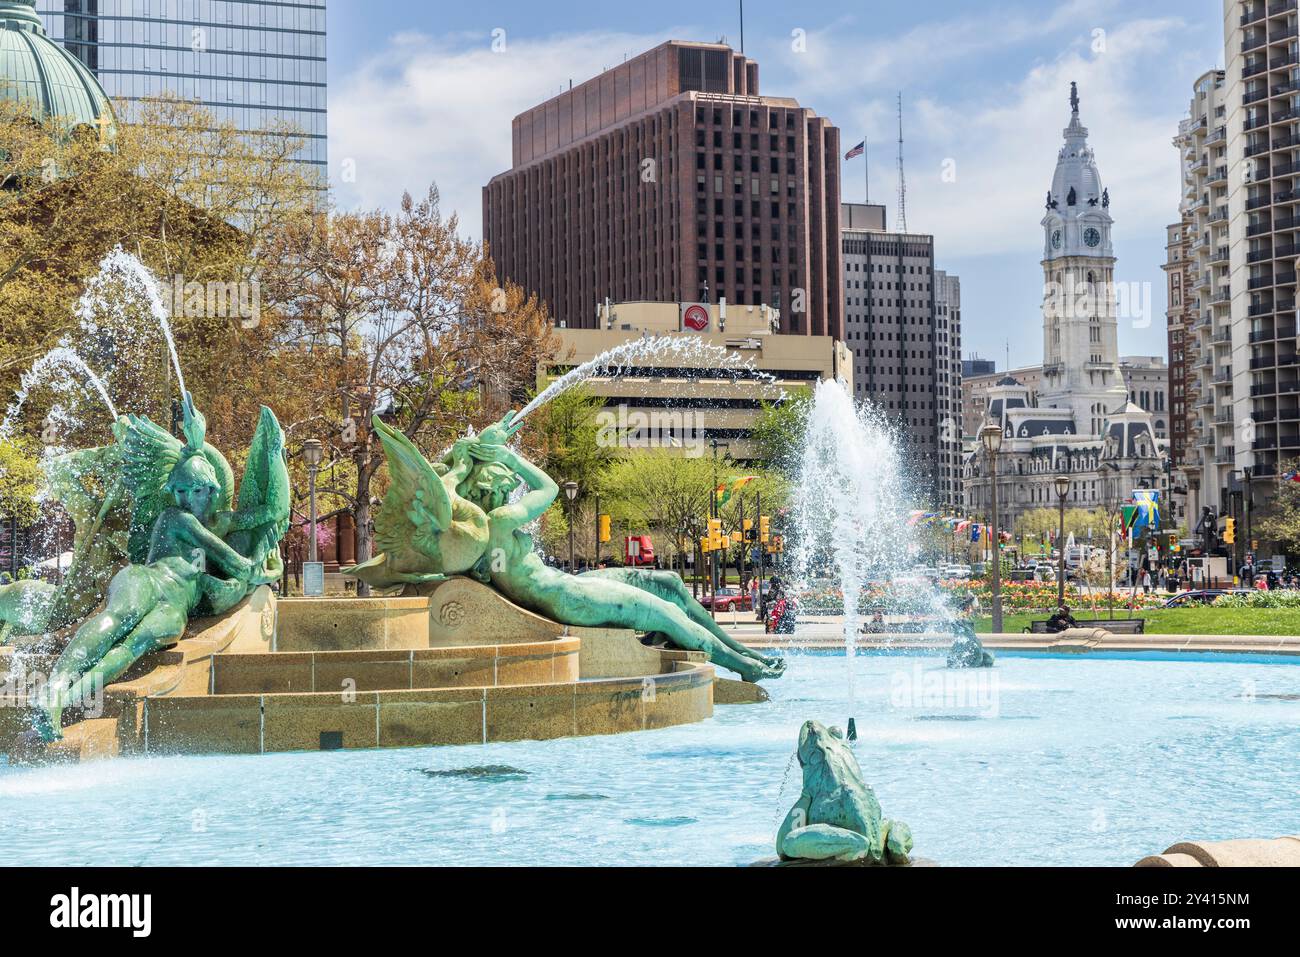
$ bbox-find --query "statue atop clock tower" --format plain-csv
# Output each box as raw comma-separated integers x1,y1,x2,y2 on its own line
1038,82,1127,432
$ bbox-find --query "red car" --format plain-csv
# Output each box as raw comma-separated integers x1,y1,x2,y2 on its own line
701,587,753,612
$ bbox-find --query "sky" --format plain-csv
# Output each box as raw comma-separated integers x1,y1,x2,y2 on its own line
326,0,1227,371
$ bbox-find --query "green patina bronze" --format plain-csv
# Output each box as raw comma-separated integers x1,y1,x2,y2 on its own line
776,720,913,865
947,618,994,668
347,411,783,682
346,419,489,590
26,394,289,740
0,441,130,640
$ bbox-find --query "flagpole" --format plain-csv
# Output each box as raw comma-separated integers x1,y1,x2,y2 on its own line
864,136,869,204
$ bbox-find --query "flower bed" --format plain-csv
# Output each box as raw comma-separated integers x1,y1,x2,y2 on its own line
794,578,1165,616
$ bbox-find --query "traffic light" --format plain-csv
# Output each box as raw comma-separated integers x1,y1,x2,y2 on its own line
1224,518,1236,545
730,530,743,545
700,536,712,554
707,518,723,550
768,534,784,554
742,518,754,542
598,514,611,543
759,515,771,543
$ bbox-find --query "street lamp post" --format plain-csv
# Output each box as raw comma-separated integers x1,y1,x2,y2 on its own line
980,424,1004,634
302,439,323,564
563,481,579,573
1054,474,1070,607
710,439,729,603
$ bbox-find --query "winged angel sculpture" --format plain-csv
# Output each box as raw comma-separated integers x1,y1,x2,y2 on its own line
345,413,783,682
30,394,289,741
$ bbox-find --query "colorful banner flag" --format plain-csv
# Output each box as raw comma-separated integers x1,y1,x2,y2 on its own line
1131,489,1159,533
715,476,758,508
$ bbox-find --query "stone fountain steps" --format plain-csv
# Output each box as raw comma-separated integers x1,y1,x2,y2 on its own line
136,663,713,755
1,580,719,763
210,640,580,695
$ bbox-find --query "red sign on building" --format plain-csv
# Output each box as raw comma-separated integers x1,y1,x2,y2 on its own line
680,302,710,332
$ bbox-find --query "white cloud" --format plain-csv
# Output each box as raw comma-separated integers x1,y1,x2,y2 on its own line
894,17,1191,259
330,28,680,235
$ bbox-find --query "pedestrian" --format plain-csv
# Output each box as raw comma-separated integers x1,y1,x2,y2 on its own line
1141,568,1152,594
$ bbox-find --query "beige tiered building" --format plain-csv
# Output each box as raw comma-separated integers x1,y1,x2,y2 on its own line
540,301,851,461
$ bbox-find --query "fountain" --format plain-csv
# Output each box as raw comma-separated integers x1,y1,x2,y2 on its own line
2,256,1298,870
788,378,956,729
1,310,776,760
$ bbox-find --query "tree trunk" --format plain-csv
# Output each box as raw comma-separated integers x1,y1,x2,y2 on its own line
354,461,373,597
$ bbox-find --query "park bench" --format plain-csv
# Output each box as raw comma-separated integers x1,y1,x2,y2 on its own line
1024,618,1146,635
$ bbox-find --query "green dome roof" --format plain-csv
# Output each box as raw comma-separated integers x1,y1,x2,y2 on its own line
0,0,114,136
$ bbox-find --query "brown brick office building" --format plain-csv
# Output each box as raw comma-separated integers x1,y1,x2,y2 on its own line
482,40,843,338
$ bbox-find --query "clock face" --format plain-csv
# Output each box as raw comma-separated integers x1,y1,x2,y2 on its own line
1084,227,1102,248
1051,229,1063,249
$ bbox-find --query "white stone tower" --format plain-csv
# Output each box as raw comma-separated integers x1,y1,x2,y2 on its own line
1038,82,1128,435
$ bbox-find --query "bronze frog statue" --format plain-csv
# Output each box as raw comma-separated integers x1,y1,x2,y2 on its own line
776,720,914,864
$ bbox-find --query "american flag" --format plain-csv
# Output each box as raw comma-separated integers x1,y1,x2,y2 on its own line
844,140,865,160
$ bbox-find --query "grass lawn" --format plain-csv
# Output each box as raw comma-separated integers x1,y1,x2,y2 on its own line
976,608,1300,636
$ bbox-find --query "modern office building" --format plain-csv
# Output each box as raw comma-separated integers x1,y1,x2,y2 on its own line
839,201,963,507
35,0,327,175
1162,219,1196,471
540,300,852,461
483,40,844,339
934,268,964,509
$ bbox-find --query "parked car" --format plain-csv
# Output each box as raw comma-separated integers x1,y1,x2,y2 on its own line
1163,588,1250,607
700,587,752,612
941,564,973,579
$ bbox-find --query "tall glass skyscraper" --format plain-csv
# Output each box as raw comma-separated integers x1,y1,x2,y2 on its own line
35,0,327,175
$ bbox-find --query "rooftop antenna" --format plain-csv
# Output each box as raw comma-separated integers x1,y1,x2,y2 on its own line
740,0,745,53
896,92,908,232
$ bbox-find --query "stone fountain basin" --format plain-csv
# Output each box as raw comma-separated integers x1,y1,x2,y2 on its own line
0,578,716,763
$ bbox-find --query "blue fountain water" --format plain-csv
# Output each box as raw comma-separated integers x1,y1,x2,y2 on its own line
2,651,1296,866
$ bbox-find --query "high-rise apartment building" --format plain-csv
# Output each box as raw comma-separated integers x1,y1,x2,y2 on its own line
36,0,327,175
1162,218,1196,488
841,202,963,507
1172,69,1231,521
482,40,843,338
1227,0,1300,493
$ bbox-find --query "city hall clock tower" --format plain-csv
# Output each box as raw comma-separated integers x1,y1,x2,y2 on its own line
1038,83,1128,435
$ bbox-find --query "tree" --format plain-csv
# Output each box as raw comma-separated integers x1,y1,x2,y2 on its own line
0,436,41,526
748,387,811,475
1,95,321,454
1015,506,1105,555
1254,461,1300,556
261,185,557,590
602,449,714,571
525,383,621,502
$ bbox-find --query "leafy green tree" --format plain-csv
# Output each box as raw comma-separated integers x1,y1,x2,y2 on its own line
0,436,41,526
748,387,811,475
1015,506,1106,552
526,383,621,503
1254,460,1300,556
